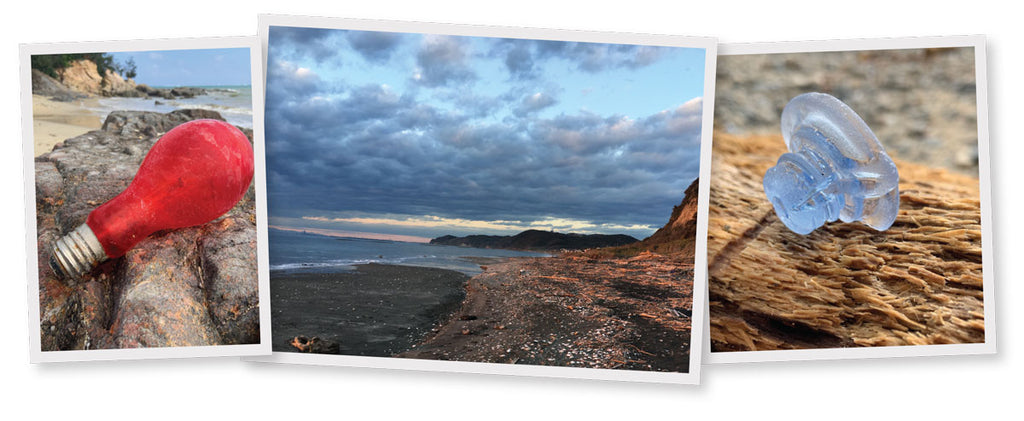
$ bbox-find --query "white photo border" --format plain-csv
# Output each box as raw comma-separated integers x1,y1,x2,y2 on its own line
21,36,272,363
248,13,717,385
706,35,995,364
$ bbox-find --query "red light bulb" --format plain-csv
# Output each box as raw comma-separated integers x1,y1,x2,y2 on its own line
50,119,255,279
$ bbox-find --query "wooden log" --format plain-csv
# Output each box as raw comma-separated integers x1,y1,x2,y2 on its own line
708,132,985,352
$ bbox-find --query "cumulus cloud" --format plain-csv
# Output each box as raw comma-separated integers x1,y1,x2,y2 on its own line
412,35,476,87
346,31,404,63
513,92,558,117
494,38,672,77
269,26,342,63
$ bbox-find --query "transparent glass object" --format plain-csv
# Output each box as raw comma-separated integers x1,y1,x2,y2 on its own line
763,93,899,235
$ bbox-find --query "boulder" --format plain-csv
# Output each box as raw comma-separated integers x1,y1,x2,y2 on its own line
31,69,86,102
34,109,260,351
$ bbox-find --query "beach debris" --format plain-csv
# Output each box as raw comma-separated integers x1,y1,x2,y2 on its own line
289,335,340,354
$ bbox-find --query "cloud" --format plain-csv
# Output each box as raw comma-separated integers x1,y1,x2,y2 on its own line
513,92,558,117
264,28,705,238
345,31,404,63
269,26,342,63
412,35,476,87
494,39,672,77
266,84,703,234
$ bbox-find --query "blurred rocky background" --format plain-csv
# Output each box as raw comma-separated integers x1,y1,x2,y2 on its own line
714,47,980,177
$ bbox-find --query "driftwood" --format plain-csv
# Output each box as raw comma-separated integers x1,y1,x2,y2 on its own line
708,132,985,352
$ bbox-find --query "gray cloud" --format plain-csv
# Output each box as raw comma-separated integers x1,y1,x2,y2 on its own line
346,31,404,63
513,92,558,117
265,29,703,238
269,26,343,63
413,35,476,87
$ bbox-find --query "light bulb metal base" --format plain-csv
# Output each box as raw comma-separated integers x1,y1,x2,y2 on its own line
50,223,108,280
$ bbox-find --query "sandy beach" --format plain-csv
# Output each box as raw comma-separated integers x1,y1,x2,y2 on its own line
31,94,103,156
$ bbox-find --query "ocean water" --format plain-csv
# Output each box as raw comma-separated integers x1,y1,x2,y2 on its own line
89,85,253,129
269,228,549,276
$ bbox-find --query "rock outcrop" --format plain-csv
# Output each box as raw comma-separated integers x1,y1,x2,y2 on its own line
53,59,139,97
135,85,209,100
34,109,260,351
34,58,206,100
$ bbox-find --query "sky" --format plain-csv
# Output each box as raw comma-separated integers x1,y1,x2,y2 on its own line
109,48,251,87
265,26,707,241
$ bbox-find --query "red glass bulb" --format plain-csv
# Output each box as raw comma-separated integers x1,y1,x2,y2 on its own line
50,119,255,279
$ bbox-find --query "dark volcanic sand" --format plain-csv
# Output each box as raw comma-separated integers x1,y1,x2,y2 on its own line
271,263,469,355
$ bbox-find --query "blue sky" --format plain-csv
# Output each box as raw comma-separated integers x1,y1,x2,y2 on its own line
265,26,706,241
109,48,251,87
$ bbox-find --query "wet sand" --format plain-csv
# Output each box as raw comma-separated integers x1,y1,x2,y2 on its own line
270,263,469,356
399,252,694,373
31,94,102,156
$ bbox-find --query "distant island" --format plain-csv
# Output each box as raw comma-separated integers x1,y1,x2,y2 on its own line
429,229,638,252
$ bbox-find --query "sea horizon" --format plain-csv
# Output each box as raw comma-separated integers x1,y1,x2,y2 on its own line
89,84,253,129
268,226,549,276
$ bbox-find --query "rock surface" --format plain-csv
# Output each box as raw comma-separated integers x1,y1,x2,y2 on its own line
31,69,86,102
34,109,260,351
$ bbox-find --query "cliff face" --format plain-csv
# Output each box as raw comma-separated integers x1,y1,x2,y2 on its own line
637,177,700,256
55,59,138,97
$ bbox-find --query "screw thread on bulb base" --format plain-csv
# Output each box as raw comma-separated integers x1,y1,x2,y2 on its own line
50,223,108,280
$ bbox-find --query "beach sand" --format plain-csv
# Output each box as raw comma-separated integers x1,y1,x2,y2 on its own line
270,263,470,356
31,94,102,156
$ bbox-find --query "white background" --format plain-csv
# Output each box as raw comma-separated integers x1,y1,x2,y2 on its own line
2,1,1017,418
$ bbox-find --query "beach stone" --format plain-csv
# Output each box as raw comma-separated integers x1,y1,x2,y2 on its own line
101,109,225,139
34,109,259,351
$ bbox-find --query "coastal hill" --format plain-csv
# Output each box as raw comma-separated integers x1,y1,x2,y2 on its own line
32,58,209,101
429,229,638,252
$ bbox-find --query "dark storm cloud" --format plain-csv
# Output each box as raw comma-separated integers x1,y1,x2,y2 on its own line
266,52,703,231
345,31,404,63
264,30,704,237
269,26,343,63
493,38,670,78
413,35,476,87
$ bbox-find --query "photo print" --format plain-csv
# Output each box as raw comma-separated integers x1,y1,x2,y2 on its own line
706,36,994,363
252,15,716,383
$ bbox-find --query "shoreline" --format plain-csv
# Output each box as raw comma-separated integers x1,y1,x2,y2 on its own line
31,94,103,156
